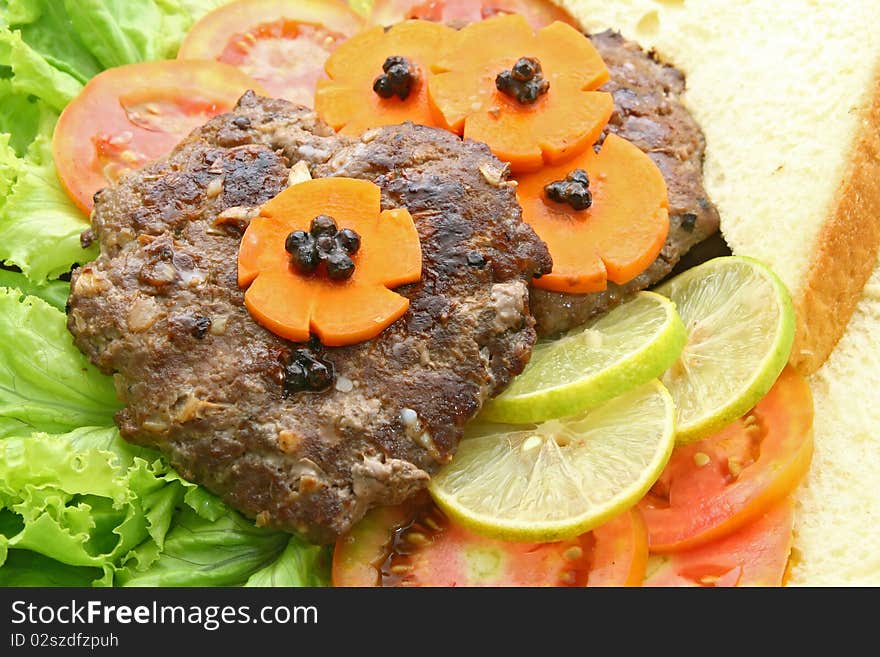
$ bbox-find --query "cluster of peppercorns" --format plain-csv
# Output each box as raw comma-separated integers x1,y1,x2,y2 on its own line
373,55,417,101
495,56,550,104
283,338,335,395
544,168,593,210
286,214,361,281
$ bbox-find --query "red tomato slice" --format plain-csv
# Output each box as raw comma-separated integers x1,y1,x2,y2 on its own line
587,508,649,587
332,497,647,587
639,366,814,552
369,0,580,29
178,0,365,107
642,499,794,587
53,60,266,214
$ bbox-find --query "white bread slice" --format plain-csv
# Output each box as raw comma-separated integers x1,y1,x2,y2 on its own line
556,0,880,376
787,255,880,585
554,0,880,585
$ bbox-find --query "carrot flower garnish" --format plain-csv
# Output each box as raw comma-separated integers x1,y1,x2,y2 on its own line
428,14,614,172
238,177,422,346
516,134,670,293
315,20,455,135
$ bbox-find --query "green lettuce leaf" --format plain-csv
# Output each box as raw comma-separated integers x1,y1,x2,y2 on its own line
0,425,323,587
0,286,119,436
0,268,69,310
0,80,45,156
4,0,102,85
116,506,291,587
62,0,194,66
0,422,330,587
0,428,153,570
0,548,108,587
0,24,83,112
0,112,96,282
245,537,331,588
55,425,227,576
3,0,207,76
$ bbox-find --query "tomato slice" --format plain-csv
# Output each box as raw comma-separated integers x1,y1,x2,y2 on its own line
369,0,580,28
587,508,649,587
332,497,647,587
53,60,266,214
178,0,365,108
332,502,415,586
642,499,794,587
638,366,814,552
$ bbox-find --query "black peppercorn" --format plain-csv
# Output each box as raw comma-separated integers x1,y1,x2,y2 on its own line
512,57,539,81
285,229,311,253
567,169,590,186
373,75,394,98
315,234,336,258
325,252,355,280
283,338,336,395
305,361,333,389
496,56,549,104
373,55,418,101
311,214,338,236
286,215,362,280
290,243,320,274
336,228,361,254
284,360,308,392
544,168,593,210
563,184,592,210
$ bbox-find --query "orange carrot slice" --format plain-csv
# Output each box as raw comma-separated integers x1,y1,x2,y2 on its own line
315,20,455,135
428,14,613,172
516,134,669,294
238,177,422,346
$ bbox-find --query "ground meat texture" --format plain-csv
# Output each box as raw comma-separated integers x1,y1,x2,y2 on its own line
530,30,722,337
67,92,551,544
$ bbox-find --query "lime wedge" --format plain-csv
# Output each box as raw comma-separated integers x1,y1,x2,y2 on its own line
655,256,795,444
481,291,685,423
429,380,676,543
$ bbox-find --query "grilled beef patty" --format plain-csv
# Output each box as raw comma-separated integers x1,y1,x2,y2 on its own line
530,30,722,337
67,92,551,544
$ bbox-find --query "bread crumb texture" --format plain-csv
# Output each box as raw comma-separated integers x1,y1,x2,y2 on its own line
560,0,880,374
560,0,880,585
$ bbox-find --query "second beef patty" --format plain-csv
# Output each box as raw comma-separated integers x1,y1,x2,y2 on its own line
530,30,722,337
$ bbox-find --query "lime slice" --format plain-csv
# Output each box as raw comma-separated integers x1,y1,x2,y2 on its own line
655,256,795,444
481,291,686,423
429,380,676,542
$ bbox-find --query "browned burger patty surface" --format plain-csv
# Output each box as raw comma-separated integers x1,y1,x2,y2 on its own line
530,30,722,337
67,92,551,544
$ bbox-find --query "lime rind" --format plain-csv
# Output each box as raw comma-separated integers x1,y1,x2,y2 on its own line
481,291,686,424
655,255,795,444
429,380,676,543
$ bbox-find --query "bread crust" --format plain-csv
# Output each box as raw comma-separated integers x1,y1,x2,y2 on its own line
790,62,880,375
